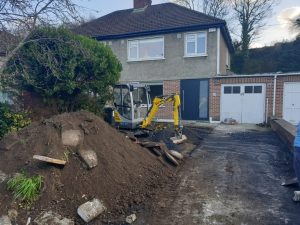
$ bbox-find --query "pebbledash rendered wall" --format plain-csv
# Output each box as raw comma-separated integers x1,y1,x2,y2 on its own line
209,74,300,122
156,73,300,122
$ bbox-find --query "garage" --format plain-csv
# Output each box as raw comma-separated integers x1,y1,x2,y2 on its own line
220,84,266,124
283,82,300,125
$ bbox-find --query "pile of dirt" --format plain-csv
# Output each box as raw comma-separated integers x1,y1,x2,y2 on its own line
0,111,174,224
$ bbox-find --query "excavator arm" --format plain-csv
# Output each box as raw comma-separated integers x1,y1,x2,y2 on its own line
140,94,182,137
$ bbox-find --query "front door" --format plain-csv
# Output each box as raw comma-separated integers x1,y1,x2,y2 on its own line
180,79,209,120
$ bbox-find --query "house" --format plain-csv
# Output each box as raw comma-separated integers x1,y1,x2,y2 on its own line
76,0,300,125
0,31,16,69
0,32,7,69
75,0,233,121
0,31,16,103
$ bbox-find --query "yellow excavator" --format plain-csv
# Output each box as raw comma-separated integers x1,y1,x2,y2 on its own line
104,83,187,144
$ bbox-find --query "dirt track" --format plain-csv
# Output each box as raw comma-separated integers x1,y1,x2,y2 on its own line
136,124,300,225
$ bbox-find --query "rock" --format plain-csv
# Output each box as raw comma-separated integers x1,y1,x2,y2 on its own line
61,130,83,147
157,202,166,208
0,170,7,183
223,118,238,125
125,214,137,224
0,215,11,225
77,199,106,223
164,151,179,166
0,133,19,151
169,150,184,160
78,149,98,169
7,209,18,220
34,211,74,225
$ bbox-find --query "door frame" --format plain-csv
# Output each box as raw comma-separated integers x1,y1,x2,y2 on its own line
180,78,210,121
220,83,266,123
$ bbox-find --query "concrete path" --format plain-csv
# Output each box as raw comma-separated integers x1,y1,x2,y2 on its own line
137,125,300,225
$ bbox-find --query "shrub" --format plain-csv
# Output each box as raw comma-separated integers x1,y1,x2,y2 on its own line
7,173,43,204
0,103,31,137
4,27,122,114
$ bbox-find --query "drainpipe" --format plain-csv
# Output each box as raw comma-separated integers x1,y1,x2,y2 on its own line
216,28,220,75
272,75,277,117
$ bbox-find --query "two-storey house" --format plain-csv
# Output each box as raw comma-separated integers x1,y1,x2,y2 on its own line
76,0,234,121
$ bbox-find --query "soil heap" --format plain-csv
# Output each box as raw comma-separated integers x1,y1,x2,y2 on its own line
0,111,173,224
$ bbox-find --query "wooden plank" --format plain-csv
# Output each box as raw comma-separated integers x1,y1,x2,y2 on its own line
33,155,66,166
139,141,161,148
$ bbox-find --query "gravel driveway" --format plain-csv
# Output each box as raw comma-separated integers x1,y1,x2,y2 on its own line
136,124,300,225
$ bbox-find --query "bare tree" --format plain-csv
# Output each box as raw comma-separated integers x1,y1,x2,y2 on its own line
291,13,300,30
231,0,276,56
173,0,200,10
203,0,229,18
0,0,82,74
173,0,229,19
0,0,80,30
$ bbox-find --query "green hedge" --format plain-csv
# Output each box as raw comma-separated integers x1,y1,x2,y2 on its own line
4,27,122,114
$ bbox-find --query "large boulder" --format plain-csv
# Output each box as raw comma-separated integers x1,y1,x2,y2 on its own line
77,199,106,223
61,130,83,147
78,149,98,169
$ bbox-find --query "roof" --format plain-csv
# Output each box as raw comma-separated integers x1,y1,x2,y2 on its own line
75,3,234,53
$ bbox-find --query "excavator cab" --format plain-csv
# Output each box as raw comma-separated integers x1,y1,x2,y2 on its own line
112,83,151,129
104,82,187,144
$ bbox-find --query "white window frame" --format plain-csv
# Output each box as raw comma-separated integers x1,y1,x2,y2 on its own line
184,31,207,57
127,36,165,62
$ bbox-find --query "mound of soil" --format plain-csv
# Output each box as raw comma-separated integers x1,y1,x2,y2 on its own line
0,111,173,224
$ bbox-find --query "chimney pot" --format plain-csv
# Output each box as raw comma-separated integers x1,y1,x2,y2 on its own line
134,0,152,9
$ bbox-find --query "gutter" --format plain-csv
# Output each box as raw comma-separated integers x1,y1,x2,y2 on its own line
93,22,234,53
215,72,300,78
94,23,225,40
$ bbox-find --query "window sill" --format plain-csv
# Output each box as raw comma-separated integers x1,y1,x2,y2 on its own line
127,58,165,62
184,54,208,58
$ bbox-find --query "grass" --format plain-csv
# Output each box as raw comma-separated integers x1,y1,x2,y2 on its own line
63,150,70,162
7,173,43,204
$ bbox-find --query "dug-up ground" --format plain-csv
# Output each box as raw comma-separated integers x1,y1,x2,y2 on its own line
1,111,299,225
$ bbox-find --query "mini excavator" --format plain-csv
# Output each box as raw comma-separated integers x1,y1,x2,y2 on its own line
104,83,187,144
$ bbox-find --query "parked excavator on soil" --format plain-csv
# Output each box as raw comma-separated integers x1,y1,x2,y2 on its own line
104,83,187,144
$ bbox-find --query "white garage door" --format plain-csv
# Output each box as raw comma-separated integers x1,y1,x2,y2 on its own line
221,84,266,124
283,82,300,125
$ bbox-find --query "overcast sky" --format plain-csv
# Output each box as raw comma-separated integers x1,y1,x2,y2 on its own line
75,0,300,48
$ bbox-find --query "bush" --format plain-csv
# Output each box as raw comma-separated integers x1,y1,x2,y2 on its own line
0,103,31,137
7,173,43,204
4,27,122,114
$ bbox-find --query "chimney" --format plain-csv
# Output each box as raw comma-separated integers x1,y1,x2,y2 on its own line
134,0,152,9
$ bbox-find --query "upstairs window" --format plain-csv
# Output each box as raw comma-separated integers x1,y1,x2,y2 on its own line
185,32,207,57
128,37,164,61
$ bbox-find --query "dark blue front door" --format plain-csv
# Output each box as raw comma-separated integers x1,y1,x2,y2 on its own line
180,79,209,120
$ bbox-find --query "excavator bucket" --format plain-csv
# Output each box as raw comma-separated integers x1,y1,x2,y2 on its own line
170,134,187,144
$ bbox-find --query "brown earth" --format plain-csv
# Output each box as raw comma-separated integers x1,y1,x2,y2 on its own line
0,111,174,224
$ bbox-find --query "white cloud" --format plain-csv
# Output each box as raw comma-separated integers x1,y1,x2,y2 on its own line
252,6,300,48
277,6,300,29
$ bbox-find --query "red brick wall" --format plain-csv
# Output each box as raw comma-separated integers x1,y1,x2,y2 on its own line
209,75,300,122
155,80,180,119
